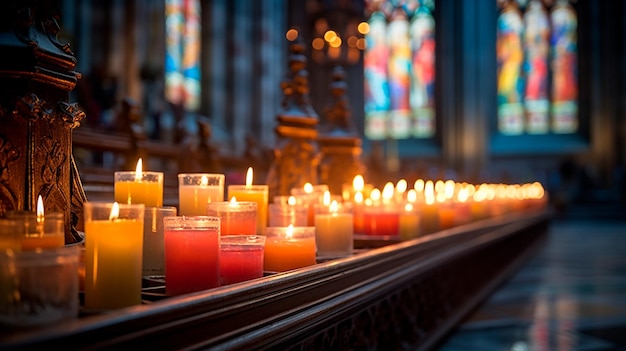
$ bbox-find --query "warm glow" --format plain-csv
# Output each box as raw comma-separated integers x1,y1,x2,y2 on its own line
286,224,294,239
201,175,208,186
444,180,455,199
356,38,366,50
312,37,325,50
245,167,253,187
396,179,407,194
370,188,381,202
382,182,394,202
353,175,364,192
407,189,417,203
354,191,364,204
457,188,469,203
286,28,299,41
324,30,337,42
414,179,425,192
357,22,370,34
134,158,143,181
36,195,44,219
229,196,238,206
347,35,358,48
304,182,313,194
109,202,120,221
287,196,296,206
323,191,331,206
329,200,338,213
404,203,414,212
434,180,445,194
329,36,342,48
424,180,434,197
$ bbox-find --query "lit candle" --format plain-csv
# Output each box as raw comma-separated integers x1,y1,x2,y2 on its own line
290,182,329,226
84,201,145,310
178,173,225,216
399,202,420,240
220,235,266,285
163,216,220,295
114,158,164,207
206,197,257,235
227,167,268,235
352,191,365,234
8,196,65,250
362,184,400,236
314,200,353,257
264,225,316,272
268,195,308,227
420,180,440,234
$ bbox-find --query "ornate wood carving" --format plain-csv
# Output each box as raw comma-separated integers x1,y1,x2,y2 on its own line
0,0,85,244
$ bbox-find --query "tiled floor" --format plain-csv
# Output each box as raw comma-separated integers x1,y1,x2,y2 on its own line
436,215,626,351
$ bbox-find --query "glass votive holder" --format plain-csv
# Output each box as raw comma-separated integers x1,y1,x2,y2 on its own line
5,211,64,250
178,173,225,216
0,245,81,328
362,203,400,237
83,202,145,311
220,235,266,285
314,202,353,258
268,202,308,227
398,202,421,240
163,216,220,296
114,171,164,207
143,206,177,277
263,226,316,272
206,200,257,235
227,185,269,235
0,219,22,251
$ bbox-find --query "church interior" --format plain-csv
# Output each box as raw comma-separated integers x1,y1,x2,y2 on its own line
0,0,624,349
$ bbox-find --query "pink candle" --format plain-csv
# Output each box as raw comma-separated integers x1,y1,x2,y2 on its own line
163,216,220,296
220,235,266,285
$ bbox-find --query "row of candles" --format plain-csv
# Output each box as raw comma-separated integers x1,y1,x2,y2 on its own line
0,158,546,327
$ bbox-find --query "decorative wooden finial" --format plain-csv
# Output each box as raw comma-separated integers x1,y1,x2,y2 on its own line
266,31,321,199
318,65,365,195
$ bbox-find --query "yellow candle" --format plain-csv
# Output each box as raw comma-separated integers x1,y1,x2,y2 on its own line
84,202,145,310
114,158,163,207
399,203,420,240
227,167,268,235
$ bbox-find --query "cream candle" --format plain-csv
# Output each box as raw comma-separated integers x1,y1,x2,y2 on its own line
114,158,163,207
178,173,225,216
399,202,420,240
268,195,308,227
227,167,268,235
84,202,145,310
314,200,353,257
263,225,316,272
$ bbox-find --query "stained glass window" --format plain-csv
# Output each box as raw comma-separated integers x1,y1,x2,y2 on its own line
497,0,578,135
165,0,201,112
364,0,436,141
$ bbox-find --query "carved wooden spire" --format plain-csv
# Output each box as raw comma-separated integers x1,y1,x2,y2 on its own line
318,65,364,195
266,31,321,199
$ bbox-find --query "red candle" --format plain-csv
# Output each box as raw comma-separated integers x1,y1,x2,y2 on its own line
220,235,266,285
164,216,220,296
362,206,400,236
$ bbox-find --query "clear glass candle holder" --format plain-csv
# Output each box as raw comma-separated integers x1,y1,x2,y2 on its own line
220,235,266,285
178,173,225,216
114,171,164,207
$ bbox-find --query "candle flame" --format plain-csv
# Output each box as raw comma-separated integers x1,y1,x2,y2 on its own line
457,188,469,203
287,196,297,206
354,191,364,204
352,175,364,191
36,195,44,219
370,188,381,202
109,202,120,221
229,196,238,205
245,167,253,187
304,182,313,194
396,179,407,193
322,191,331,206
382,182,394,201
407,189,417,203
404,203,414,212
286,224,294,239
414,179,425,192
201,175,208,186
134,158,143,182
329,200,338,213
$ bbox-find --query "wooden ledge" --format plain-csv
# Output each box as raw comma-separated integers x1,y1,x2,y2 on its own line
0,209,551,350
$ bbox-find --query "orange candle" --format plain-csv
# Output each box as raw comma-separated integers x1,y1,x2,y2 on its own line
114,158,163,207
7,196,65,250
227,167,268,235
263,225,316,272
